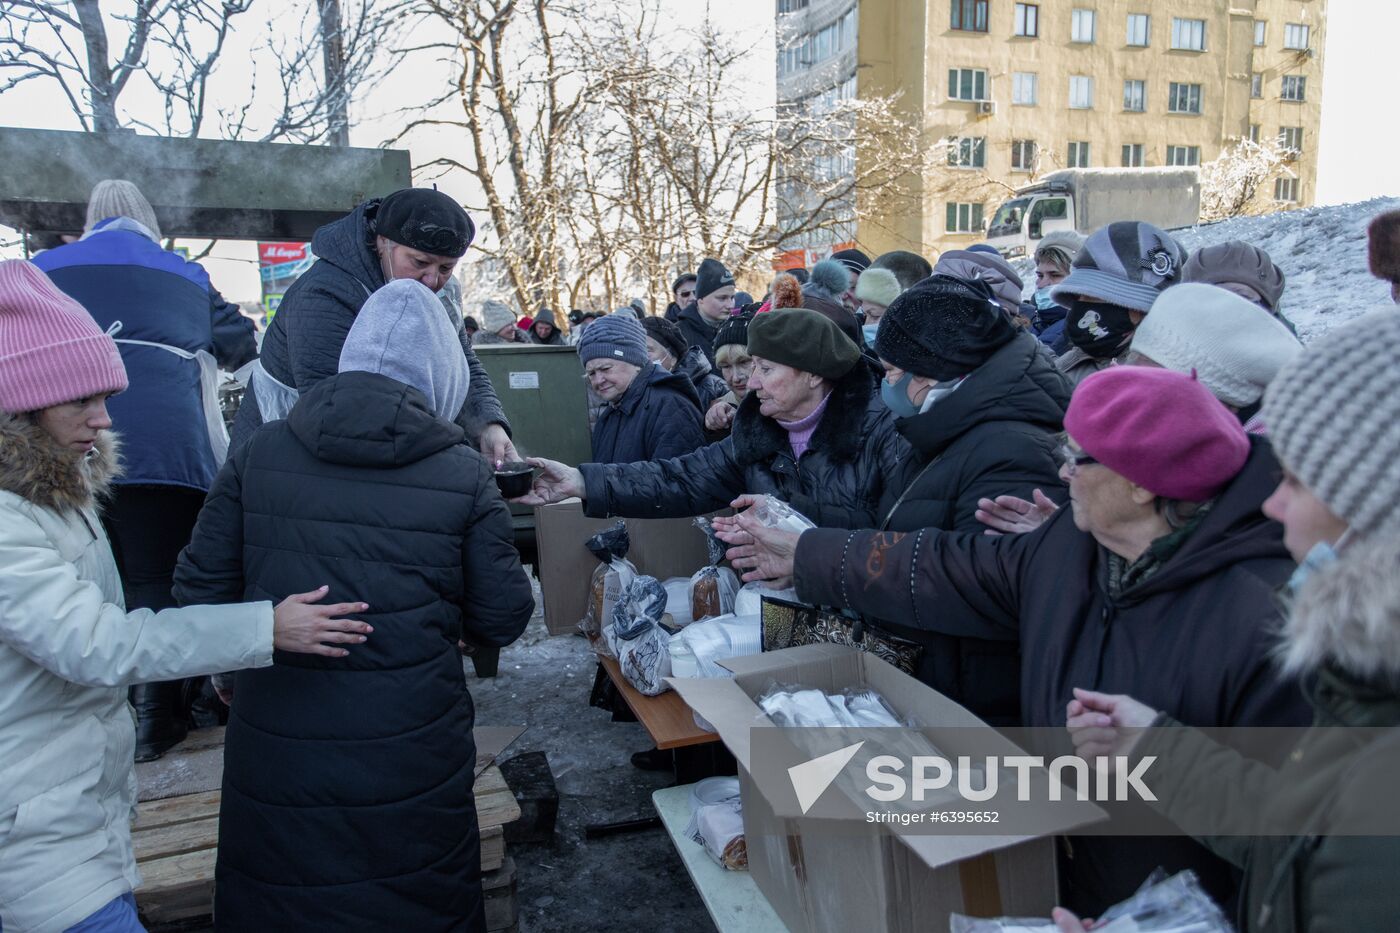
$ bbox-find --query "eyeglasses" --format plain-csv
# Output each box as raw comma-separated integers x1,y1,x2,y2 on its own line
1058,443,1098,475
678,289,696,299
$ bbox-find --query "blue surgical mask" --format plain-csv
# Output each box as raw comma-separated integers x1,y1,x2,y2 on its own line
862,322,880,347
1285,532,1351,596
1033,287,1057,311
880,372,922,419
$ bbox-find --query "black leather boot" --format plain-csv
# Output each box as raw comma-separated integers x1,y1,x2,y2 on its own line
130,681,188,762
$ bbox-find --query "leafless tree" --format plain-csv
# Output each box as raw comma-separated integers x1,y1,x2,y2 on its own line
1199,136,1297,223
0,0,405,143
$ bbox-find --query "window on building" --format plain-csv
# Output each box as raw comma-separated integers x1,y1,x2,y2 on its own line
777,0,809,12
1249,124,1261,144
1284,23,1310,50
1121,144,1144,167
946,202,985,234
948,68,989,101
947,136,987,168
1171,17,1206,51
1126,13,1150,47
1069,75,1094,109
1253,20,1267,46
1068,141,1091,167
1278,126,1304,156
951,0,989,32
1012,72,1039,105
1072,9,1096,43
1168,82,1202,114
1166,145,1200,166
1251,73,1263,99
1012,139,1038,170
1123,79,1146,112
1275,177,1299,202
1015,3,1039,37
1281,75,1307,101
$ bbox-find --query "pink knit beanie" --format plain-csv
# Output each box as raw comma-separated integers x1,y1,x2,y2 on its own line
0,259,128,413
1065,366,1249,502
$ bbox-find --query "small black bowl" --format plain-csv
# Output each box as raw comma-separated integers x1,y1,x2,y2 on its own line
494,461,536,498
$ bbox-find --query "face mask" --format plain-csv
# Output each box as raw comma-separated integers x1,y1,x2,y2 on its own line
880,372,922,419
1285,530,1352,596
1033,287,1058,311
1067,299,1137,359
862,322,880,347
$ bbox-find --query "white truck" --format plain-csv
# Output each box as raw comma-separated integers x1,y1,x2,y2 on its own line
983,168,1201,259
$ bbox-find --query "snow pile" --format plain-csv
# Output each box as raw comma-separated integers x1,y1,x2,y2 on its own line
1013,197,1400,342
1171,197,1400,340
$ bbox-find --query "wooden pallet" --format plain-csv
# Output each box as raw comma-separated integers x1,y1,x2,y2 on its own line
134,764,522,926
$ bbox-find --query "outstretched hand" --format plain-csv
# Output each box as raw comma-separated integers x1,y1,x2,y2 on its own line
511,457,585,506
714,496,802,587
1066,688,1158,766
976,489,1059,535
272,586,372,658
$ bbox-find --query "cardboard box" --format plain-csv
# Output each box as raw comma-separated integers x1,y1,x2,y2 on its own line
670,644,1105,933
534,499,715,636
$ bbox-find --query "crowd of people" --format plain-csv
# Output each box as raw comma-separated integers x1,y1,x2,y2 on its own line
2,177,1399,932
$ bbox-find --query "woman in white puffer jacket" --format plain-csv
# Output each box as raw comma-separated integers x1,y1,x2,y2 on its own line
0,260,372,933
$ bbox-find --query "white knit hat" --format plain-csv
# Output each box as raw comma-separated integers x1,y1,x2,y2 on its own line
85,179,162,241
480,299,515,333
1131,283,1302,408
1261,307,1400,536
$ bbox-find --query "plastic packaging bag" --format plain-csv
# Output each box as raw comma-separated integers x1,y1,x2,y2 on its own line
949,869,1231,933
662,577,694,628
581,522,637,640
671,614,762,678
756,683,906,728
605,576,672,695
689,518,740,621
749,495,817,533
683,777,747,871
734,581,798,617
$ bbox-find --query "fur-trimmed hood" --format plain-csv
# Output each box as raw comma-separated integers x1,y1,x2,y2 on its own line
730,363,875,466
1283,536,1400,685
0,411,119,514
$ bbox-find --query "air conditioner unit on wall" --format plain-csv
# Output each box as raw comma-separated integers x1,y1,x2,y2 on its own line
976,100,997,116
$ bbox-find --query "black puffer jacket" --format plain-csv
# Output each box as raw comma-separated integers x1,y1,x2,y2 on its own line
591,362,706,464
875,331,1071,723
674,301,721,368
232,200,508,452
581,363,912,529
174,371,534,932
675,345,729,411
794,437,1310,918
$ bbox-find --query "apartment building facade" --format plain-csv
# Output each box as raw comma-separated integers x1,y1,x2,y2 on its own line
778,0,1327,261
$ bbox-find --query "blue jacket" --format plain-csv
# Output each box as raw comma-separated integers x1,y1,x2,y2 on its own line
34,220,257,492
590,362,705,464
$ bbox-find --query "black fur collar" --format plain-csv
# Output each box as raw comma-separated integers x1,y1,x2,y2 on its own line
730,364,873,466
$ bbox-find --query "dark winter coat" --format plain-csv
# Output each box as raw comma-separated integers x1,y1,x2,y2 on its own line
664,301,684,322
1141,662,1400,933
33,222,258,491
590,362,706,465
529,308,565,345
232,199,508,452
675,345,729,411
1024,299,1071,355
581,363,913,529
793,437,1310,917
875,331,1071,724
173,370,534,932
674,301,722,368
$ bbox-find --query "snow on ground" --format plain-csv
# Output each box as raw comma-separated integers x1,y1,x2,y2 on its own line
1014,196,1400,342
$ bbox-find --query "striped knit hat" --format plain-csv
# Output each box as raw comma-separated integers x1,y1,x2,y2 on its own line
1052,221,1185,313
1261,308,1400,535
0,260,128,413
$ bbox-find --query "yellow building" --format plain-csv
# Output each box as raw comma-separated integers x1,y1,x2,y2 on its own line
851,0,1327,259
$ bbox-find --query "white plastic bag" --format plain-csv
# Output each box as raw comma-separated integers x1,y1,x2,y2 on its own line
949,869,1231,933
688,565,739,621
734,581,797,617
672,613,762,678
662,576,694,628
683,777,747,871
606,576,672,695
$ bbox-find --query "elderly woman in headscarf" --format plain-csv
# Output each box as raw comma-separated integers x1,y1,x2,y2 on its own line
518,308,912,531
174,279,535,931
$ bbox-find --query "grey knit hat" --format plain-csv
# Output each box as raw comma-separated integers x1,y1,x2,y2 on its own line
1052,221,1186,312
934,248,1025,317
480,299,515,333
1182,241,1286,312
1261,308,1400,535
577,312,650,368
86,179,162,240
